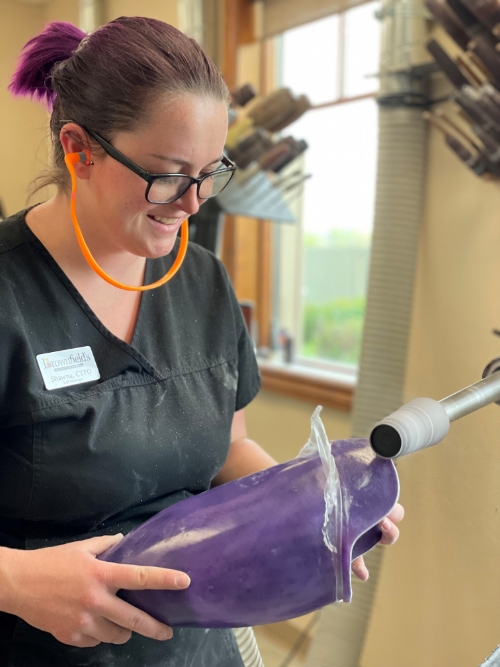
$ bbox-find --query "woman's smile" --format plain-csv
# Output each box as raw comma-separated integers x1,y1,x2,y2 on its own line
146,214,184,233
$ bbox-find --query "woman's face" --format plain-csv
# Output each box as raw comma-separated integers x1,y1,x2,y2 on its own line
85,94,229,259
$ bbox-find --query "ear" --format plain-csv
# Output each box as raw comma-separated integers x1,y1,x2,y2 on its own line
60,123,93,178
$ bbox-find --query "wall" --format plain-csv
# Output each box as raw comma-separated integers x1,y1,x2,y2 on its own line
360,109,500,666
44,0,78,24
246,391,351,462
104,0,177,24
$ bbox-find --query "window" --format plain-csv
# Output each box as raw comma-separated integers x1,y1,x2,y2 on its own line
271,2,381,375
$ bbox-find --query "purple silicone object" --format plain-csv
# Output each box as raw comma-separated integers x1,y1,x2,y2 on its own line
100,438,399,628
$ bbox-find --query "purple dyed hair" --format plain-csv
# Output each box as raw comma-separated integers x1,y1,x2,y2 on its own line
9,22,86,108
9,17,229,194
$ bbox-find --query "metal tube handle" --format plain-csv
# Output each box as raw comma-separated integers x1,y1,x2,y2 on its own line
440,371,500,421
370,370,500,458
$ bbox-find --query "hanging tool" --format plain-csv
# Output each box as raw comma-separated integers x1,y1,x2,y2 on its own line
370,360,500,458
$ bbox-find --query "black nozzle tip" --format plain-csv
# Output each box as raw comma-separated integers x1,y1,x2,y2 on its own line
370,424,402,458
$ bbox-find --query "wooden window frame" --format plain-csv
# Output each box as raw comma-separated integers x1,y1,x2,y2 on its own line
221,0,358,411
259,359,354,411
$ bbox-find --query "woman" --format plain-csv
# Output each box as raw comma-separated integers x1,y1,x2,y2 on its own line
0,16,403,667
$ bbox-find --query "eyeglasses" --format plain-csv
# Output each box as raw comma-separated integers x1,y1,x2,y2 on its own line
82,126,236,204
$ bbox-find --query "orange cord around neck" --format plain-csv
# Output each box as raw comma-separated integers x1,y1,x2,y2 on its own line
64,152,189,292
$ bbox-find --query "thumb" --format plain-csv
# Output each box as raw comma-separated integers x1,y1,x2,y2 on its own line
78,533,125,556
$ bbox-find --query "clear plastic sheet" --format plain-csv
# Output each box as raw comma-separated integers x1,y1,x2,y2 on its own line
298,406,344,601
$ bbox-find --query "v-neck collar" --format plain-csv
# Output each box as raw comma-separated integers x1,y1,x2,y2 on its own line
20,212,163,381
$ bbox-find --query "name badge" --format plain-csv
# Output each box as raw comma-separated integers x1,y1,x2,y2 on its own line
36,346,100,390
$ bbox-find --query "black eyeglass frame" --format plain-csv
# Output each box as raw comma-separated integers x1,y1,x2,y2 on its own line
81,126,236,204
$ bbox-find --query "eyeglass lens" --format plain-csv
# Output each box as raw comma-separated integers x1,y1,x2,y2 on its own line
148,170,233,204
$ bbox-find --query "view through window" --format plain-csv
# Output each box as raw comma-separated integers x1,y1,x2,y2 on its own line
275,3,381,368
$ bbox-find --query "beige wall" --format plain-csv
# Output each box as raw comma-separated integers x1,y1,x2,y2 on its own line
360,113,500,665
246,391,351,462
1,1,48,216
104,0,177,24
44,0,79,24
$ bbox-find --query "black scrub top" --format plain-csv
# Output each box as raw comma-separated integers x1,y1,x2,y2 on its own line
0,210,261,667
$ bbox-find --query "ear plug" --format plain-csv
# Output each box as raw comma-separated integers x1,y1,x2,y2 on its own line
78,151,93,165
63,151,189,291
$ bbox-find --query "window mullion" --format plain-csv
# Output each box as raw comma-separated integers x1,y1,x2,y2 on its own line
337,12,346,101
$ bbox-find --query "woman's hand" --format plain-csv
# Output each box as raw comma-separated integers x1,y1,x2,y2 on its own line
351,503,405,581
0,534,190,648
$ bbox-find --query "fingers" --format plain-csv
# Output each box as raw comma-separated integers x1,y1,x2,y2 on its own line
79,533,125,556
101,595,174,641
57,632,101,648
378,502,404,545
379,517,400,545
99,562,190,592
95,562,188,641
351,556,369,581
79,617,132,645
387,503,405,524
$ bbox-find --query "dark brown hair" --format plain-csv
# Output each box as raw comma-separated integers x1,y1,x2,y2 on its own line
10,17,229,193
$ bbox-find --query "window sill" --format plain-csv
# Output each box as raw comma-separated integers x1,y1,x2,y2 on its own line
258,359,355,412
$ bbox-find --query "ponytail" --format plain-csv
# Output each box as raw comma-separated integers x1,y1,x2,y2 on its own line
9,22,85,108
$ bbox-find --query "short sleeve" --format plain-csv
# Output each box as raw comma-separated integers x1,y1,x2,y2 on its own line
223,270,261,411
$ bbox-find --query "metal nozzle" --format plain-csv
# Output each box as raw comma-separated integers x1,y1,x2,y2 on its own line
370,369,500,459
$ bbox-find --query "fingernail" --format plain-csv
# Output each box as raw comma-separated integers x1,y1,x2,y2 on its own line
162,628,174,640
381,518,391,531
175,574,191,588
